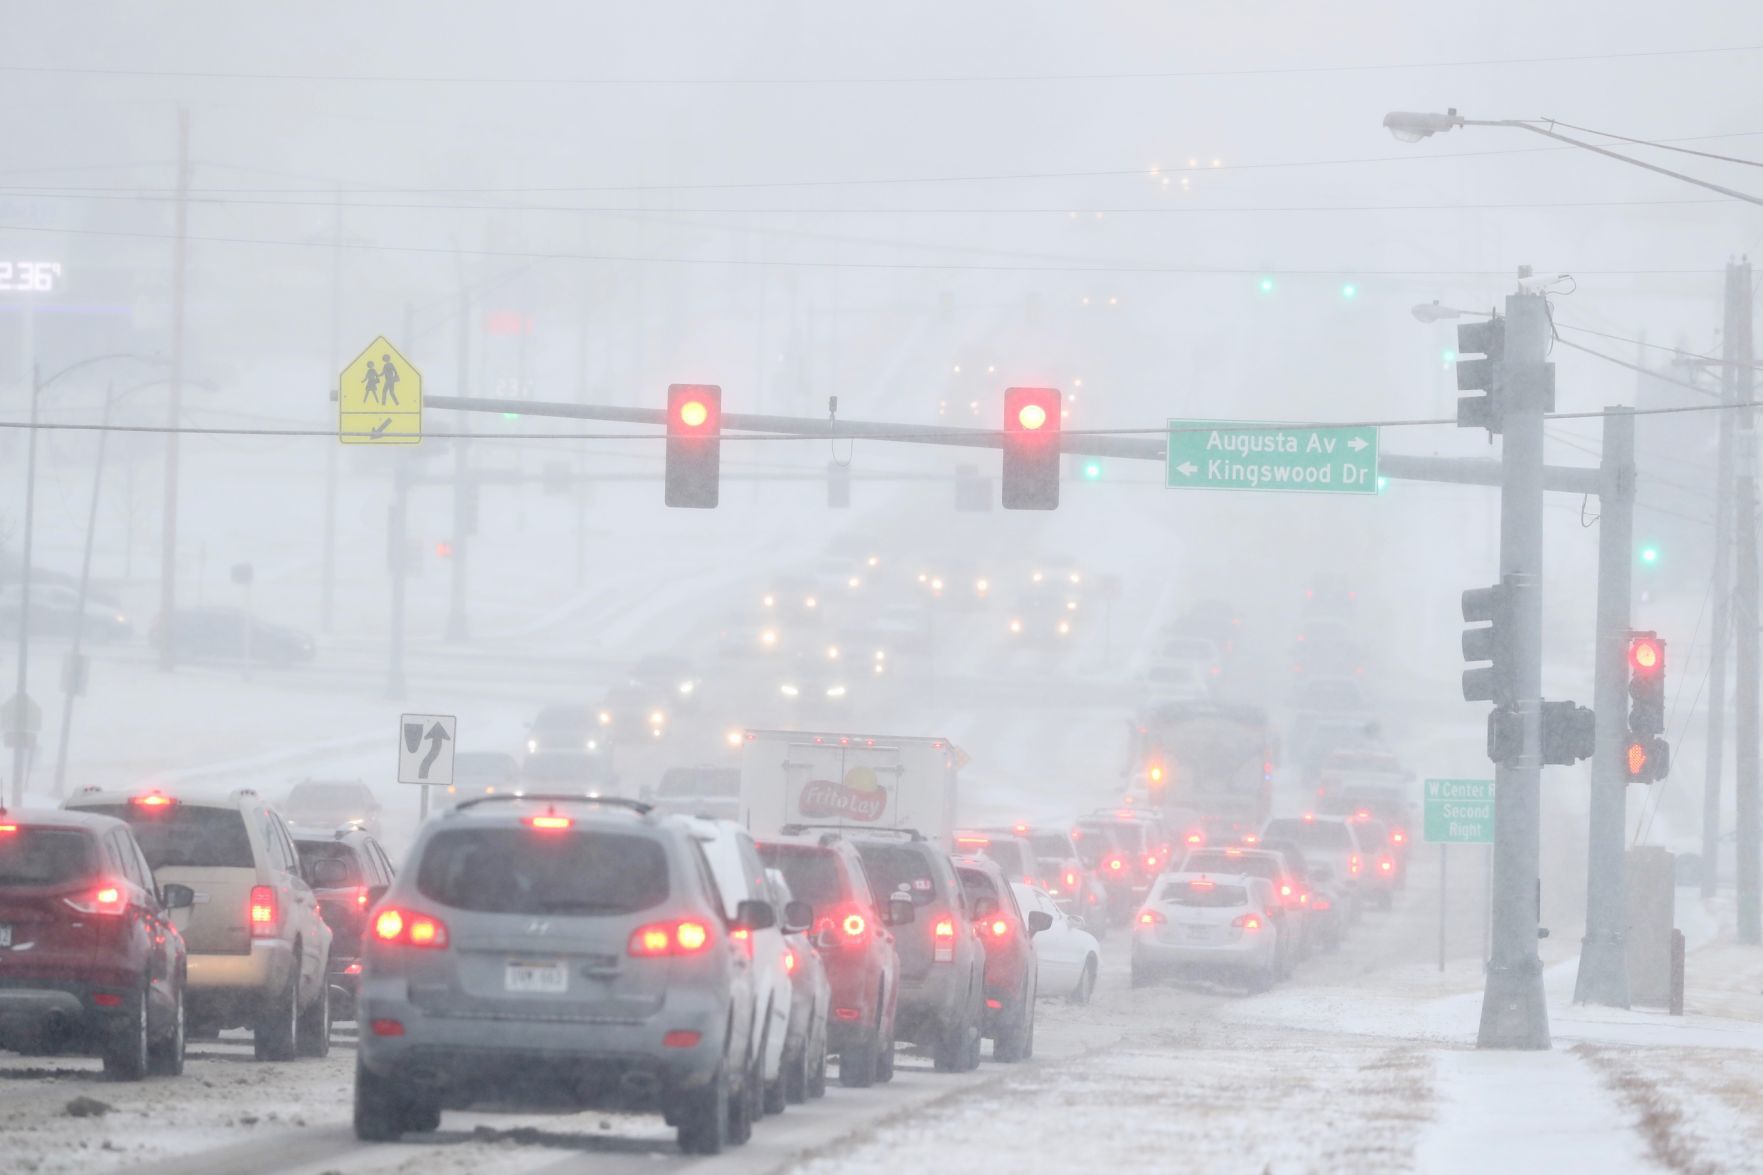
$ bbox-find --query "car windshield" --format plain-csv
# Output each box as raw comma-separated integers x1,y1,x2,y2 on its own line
0,828,97,886
855,843,940,907
416,828,668,916
757,843,847,906
1162,880,1249,908
294,840,361,886
1264,819,1354,850
84,804,254,869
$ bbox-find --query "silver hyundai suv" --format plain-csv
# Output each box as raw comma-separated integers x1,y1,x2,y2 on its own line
352,795,777,1155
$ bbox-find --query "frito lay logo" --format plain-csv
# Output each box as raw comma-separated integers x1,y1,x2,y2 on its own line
798,766,887,822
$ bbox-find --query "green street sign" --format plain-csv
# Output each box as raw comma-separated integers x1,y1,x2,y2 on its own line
1166,420,1379,494
1423,778,1495,844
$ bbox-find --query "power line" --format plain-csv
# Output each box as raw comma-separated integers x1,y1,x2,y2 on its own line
3,44,1756,86
1541,118,1763,168
0,220,1721,279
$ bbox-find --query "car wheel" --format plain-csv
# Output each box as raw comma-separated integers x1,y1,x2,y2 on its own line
1023,994,1036,1060
354,1057,407,1142
783,1035,809,1105
728,1047,758,1146
993,982,1032,1063
102,984,150,1081
1070,957,1097,1005
402,1095,442,1135
296,978,331,1058
254,973,299,1062
676,1063,729,1156
1247,965,1275,995
148,980,186,1076
763,1044,788,1116
1130,955,1156,989
874,1029,896,1083
808,1039,828,1099
931,1010,968,1072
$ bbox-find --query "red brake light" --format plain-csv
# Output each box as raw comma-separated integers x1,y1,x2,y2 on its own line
371,1019,405,1037
1185,833,1203,846
784,947,798,975
524,813,573,831
1379,857,1394,873
933,916,956,963
1349,854,1361,875
1313,896,1332,911
628,919,711,957
990,918,1010,938
66,881,129,916
1145,855,1159,870
1189,879,1215,891
1107,856,1124,872
344,961,362,976
1137,910,1165,925
1391,828,1407,845
372,908,449,949
356,887,370,908
131,792,175,809
249,885,278,936
0,823,17,834
1233,914,1263,931
842,912,867,939
1278,883,1292,896
1064,870,1078,889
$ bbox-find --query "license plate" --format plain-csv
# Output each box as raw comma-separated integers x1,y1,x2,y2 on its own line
505,960,567,994
1184,925,1210,941
0,925,10,948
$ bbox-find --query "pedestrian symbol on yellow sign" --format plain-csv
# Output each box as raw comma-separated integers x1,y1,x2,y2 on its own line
338,336,421,444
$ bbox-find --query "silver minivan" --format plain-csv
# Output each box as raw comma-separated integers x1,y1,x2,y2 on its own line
353,795,779,1155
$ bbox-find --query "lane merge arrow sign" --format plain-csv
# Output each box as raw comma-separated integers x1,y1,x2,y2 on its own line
1166,420,1379,495
398,712,457,787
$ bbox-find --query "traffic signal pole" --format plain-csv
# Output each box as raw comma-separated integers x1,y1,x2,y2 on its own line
1479,288,1551,1049
1733,258,1760,945
1575,405,1635,1007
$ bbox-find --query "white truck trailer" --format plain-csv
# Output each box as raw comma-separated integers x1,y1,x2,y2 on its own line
738,729,961,848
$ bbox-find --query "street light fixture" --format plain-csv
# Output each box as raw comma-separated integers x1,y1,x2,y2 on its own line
1383,109,1466,143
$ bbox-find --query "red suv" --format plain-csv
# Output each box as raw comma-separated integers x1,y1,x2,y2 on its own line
953,855,1050,1063
0,809,191,1079
759,829,903,1088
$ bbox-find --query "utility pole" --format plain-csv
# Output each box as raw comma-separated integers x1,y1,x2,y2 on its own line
1705,331,1735,898
322,188,342,633
9,364,41,807
1478,281,1551,1049
157,108,190,672
446,280,471,641
1575,405,1635,1007
1734,257,1760,945
51,383,117,796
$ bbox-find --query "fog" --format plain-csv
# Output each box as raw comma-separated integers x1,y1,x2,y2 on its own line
1,4,1760,1170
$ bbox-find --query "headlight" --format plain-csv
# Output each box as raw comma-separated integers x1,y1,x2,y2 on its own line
762,594,776,608
725,729,744,748
827,644,841,660
1032,571,1044,583
526,738,539,754
598,711,612,725
867,555,880,567
1009,618,1023,634
826,685,847,699
760,629,778,647
649,710,666,726
975,579,989,595
678,680,695,695
804,596,818,609
780,683,800,698
585,739,598,751
874,649,886,661
1067,599,1078,611
1057,620,1071,636
847,576,861,589
930,577,944,593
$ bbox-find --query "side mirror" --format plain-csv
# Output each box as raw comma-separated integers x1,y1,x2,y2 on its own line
160,883,196,911
1027,910,1053,935
972,896,999,921
782,900,814,935
365,885,389,909
886,895,915,927
1067,914,1086,932
735,899,777,932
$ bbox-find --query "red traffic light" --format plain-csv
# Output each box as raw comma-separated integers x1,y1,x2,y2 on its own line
1017,401,1049,431
670,385,718,434
665,384,722,508
1002,386,1062,510
1629,636,1662,674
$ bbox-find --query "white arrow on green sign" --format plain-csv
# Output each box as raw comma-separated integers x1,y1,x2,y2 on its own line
1423,778,1494,844
1166,420,1379,494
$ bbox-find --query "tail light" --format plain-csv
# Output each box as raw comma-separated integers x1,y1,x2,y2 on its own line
1137,909,1166,926
372,908,450,949
784,947,799,975
249,886,278,937
1064,870,1078,889
988,918,1011,940
355,887,371,909
1144,855,1159,870
343,961,362,976
1313,897,1333,912
842,912,867,939
1378,857,1394,874
1348,854,1361,876
1232,914,1263,931
524,813,573,831
0,823,17,834
933,916,956,963
131,792,175,810
64,882,128,916
628,919,711,958
1105,855,1125,875
1391,828,1407,846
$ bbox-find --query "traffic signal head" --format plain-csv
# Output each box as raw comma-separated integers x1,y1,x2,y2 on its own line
1625,735,1670,783
665,384,721,508
1627,632,1665,736
1540,701,1596,766
1460,581,1512,704
1002,386,1061,510
1455,317,1505,434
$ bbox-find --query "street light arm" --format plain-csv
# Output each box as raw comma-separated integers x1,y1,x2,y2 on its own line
39,352,169,393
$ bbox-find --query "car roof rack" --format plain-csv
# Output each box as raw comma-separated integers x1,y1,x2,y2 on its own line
784,824,925,842
452,793,652,816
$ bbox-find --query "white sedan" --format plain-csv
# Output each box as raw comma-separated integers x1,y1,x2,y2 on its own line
1012,882,1101,1004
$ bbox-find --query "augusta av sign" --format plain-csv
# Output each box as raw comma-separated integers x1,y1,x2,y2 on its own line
1166,421,1379,494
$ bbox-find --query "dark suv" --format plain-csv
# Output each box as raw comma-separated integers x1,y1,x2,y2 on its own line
850,830,985,1073
760,827,905,1088
0,809,192,1079
953,855,1049,1063
291,826,398,1021
354,795,778,1155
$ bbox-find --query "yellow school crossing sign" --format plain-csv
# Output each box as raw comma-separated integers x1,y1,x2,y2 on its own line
339,336,421,444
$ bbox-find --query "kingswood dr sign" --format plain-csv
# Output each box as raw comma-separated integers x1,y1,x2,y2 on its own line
1166,421,1380,495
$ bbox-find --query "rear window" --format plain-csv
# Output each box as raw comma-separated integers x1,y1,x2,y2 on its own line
415,828,668,916
1069,825,1115,867
659,768,740,799
957,867,1000,908
977,841,1031,878
1183,852,1276,880
0,828,97,886
294,840,361,887
1028,832,1071,859
1163,880,1248,908
757,844,848,906
1080,821,1146,855
855,843,942,907
1264,820,1354,851
84,805,255,869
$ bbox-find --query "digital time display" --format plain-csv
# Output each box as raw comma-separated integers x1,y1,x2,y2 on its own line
0,261,63,292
